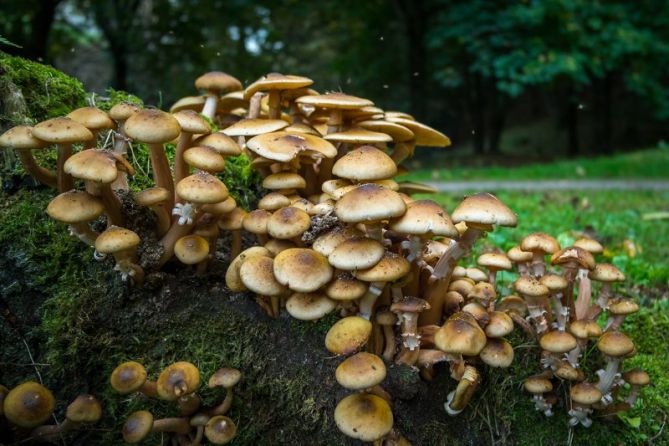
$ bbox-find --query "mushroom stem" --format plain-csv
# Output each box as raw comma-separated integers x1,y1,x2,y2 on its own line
552,293,569,332
111,126,131,191
152,417,191,435
605,315,626,332
625,385,642,406
587,283,612,321
596,357,622,400
57,143,74,192
431,227,482,280
568,403,594,428
574,268,592,320
30,419,78,443
16,149,57,187
69,222,99,247
114,254,145,286
230,229,242,260
151,203,172,236
530,252,546,277
202,93,218,120
445,366,480,415
100,184,125,227
267,90,281,119
159,208,198,267
141,380,159,398
561,265,579,322
148,143,175,210
381,322,396,361
509,312,535,337
390,141,415,164
247,92,263,119
174,131,193,188
358,281,385,320
208,388,235,416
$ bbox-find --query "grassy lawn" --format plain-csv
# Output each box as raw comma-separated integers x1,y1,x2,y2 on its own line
405,145,669,182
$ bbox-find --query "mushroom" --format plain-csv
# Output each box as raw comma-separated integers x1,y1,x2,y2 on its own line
46,190,105,248
550,246,596,322
195,71,243,120
334,393,393,442
286,292,336,321
240,255,288,317
156,361,201,401
336,352,388,398
0,125,57,187
434,312,487,380
173,110,212,187
444,365,480,415
520,233,560,277
207,368,242,416
95,226,144,285
514,276,550,334
204,415,237,444
244,73,314,119
325,316,373,355
479,338,514,368
622,368,650,406
30,394,102,442
376,310,398,361
273,248,333,293
3,381,55,428
587,263,625,320
596,331,635,403
390,296,430,365
568,382,602,427
605,297,639,331
134,187,172,236
66,106,114,150
523,374,554,416
110,361,158,398
354,252,411,320
476,252,512,287
122,410,190,443
539,329,578,370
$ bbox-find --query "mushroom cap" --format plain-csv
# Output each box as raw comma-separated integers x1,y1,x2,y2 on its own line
64,149,131,184
205,415,237,444
296,92,373,110
435,312,487,356
555,362,585,381
477,252,512,271
286,293,336,321
462,301,490,326
335,352,386,390
623,368,650,386
156,361,201,400
258,192,292,211
334,393,393,442
479,338,514,368
218,207,246,231
219,90,248,111
194,132,241,156
264,238,296,256
325,273,368,301
607,298,639,316
262,172,306,190
312,227,361,257
589,263,625,282
597,331,635,357
514,276,549,298
174,235,210,265
122,410,154,443
524,376,553,394
109,102,140,121
176,171,229,204
550,246,596,270
357,119,414,142
376,310,397,325
110,361,148,394
539,330,578,353
396,181,439,196
325,128,392,145
173,109,211,134
242,209,271,235
569,319,602,339
244,72,313,99
284,122,321,136
222,118,288,137
335,184,407,223
0,125,48,150
448,279,474,297
47,190,105,223
95,226,140,254
125,109,180,143
468,281,496,302
451,192,517,227
539,274,568,291
485,311,514,338
390,296,430,314
170,95,206,113
273,248,333,293
388,199,458,237
507,245,533,263
325,316,373,355
322,179,351,195
267,207,311,239
225,246,271,292
32,117,94,143
239,255,287,296
195,71,242,93
134,187,171,207
208,368,242,389
3,381,55,428
65,394,102,423
66,107,114,130
328,237,385,271
570,382,602,405
183,146,226,172
573,237,604,254
353,252,410,282
246,131,336,161
520,233,560,254
332,145,396,181
384,116,451,147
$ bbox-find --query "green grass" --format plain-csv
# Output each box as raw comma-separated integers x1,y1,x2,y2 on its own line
405,145,669,182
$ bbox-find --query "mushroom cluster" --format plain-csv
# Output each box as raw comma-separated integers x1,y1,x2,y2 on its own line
505,234,649,427
1,381,102,443
110,360,241,444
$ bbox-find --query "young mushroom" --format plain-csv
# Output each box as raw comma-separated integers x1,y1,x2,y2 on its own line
95,226,144,285
110,361,158,398
30,394,102,442
207,368,242,416
0,125,56,187
3,381,55,428
334,393,393,443
204,415,238,444
568,382,602,427
195,71,243,120
122,410,190,443
46,190,105,248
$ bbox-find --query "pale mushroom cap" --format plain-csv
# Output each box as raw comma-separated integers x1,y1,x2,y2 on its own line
125,109,181,143
451,192,517,227
397,181,439,195
242,209,271,235
384,116,451,147
573,237,604,254
539,330,578,353
173,109,211,134
332,145,397,181
357,119,414,142
389,199,458,237
325,316,373,355
122,410,154,443
264,238,296,256
258,192,292,211
64,149,123,184
176,171,229,204
267,206,311,239
244,73,314,99
477,252,512,271
194,132,241,156
95,226,140,254
134,186,171,207
569,319,602,339
597,331,635,357
325,128,392,145
218,90,248,111
286,292,336,320
222,118,288,137
514,276,549,297
66,107,114,130
434,312,487,356
0,125,48,150
47,190,105,223
156,361,201,401
462,302,489,325
555,362,584,381
184,146,226,172
325,274,369,300
65,394,102,423
170,95,207,113
225,246,271,292
448,279,474,297
3,382,56,428
109,102,140,121
539,274,568,291
284,122,320,136
507,245,533,263
334,393,393,442
208,368,242,389
195,71,242,93
262,172,307,190
466,267,488,283
312,226,361,257
623,368,650,386
570,382,602,405
174,235,210,265
335,184,407,223
32,117,94,143
479,338,514,368
524,376,553,394
485,311,514,338
322,179,351,195
550,246,596,270
328,237,385,271
296,92,374,109
110,361,148,394
607,298,639,316
218,207,246,231
521,233,560,254
589,263,625,282
336,352,386,390
246,131,336,161
205,415,237,444
239,255,287,296
390,296,430,314
273,248,333,293
353,252,410,282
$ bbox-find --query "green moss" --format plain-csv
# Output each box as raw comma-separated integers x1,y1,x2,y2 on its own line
219,154,263,210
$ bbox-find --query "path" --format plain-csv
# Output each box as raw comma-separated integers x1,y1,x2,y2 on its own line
426,179,669,192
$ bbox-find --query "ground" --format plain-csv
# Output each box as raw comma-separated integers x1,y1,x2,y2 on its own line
0,54,667,445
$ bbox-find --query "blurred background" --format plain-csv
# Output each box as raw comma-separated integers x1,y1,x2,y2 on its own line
2,0,669,163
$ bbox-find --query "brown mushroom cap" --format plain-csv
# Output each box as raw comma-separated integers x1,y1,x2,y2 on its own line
384,116,451,147
156,362,201,401
550,246,596,270
569,320,602,339
335,183,407,223
332,145,396,181
0,125,48,150
286,293,336,320
65,149,132,184
262,172,307,190
555,362,585,381
208,368,242,389
477,252,512,271
573,237,604,255
325,316,373,355
125,109,181,143
325,273,369,301
524,376,553,394
110,361,148,394
66,107,114,131
328,237,385,271
570,382,602,405
497,295,528,315
3,381,55,428
65,394,102,423
173,109,211,134
514,276,549,297
451,192,517,227
623,368,650,386
239,255,287,296
123,410,154,443
357,119,414,142
507,245,533,263
205,415,237,444
296,92,374,110
607,298,639,316
47,190,105,223
485,311,514,338
353,252,410,282
539,330,578,353
242,209,271,235
183,146,226,172
109,102,140,121
589,263,625,282
479,338,514,368
597,331,635,357
389,199,458,237
222,118,288,137
312,227,362,257
246,131,336,161
134,186,171,207
170,96,207,113
267,206,311,239
195,71,242,93
244,72,313,99
520,233,560,255
435,312,487,356
335,352,386,390
273,248,333,293
334,393,393,442
325,128,392,145
95,226,140,254
258,192,292,211
32,117,94,143
194,132,241,156
174,235,210,264
539,274,569,291
225,246,271,292
176,171,229,204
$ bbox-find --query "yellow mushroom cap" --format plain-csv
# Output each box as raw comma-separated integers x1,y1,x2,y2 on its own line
109,102,140,121
285,293,336,321
32,117,94,143
174,235,210,265
47,190,105,224
0,125,48,150
353,252,410,282
570,382,602,405
110,361,148,394
4,381,55,428
239,255,287,297
225,246,271,292
325,316,373,355
539,330,578,353
65,394,102,423
173,109,211,134
328,237,385,271
267,207,311,240
125,109,180,144
325,273,369,301
204,415,237,444
208,368,242,389
95,226,140,254
479,338,514,368
296,92,373,109
334,393,393,442
66,107,114,131
335,352,386,390
244,72,314,100
193,132,241,156
122,410,154,443
176,171,229,204
435,312,487,356
156,362,201,401
273,248,333,293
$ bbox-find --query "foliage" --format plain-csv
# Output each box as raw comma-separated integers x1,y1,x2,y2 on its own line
219,154,262,211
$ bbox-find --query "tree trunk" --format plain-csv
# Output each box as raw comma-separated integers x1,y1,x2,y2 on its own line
565,85,580,157
394,0,428,119
487,81,507,155
16,0,61,62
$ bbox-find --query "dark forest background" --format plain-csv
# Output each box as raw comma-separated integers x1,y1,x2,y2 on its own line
2,0,669,161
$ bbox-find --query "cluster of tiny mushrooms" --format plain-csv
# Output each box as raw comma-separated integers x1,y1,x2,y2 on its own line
0,70,648,444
